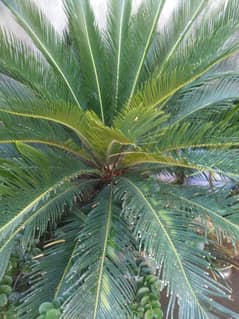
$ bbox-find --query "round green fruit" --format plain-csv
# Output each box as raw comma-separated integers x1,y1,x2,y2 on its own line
144,308,163,319
1,275,13,286
149,293,159,301
39,302,54,314
144,303,151,311
151,301,161,309
136,277,144,287
36,316,45,319
137,287,150,298
0,293,8,307
140,295,150,306
147,275,158,285
45,309,61,319
138,311,144,318
0,285,12,295
53,299,61,308
141,267,152,275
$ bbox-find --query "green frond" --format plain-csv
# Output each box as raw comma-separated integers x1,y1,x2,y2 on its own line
176,149,239,181
60,186,136,319
0,79,87,139
152,182,239,243
0,112,90,162
118,150,211,173
126,0,165,107
114,177,238,319
113,102,168,145
155,112,239,153
1,0,83,108
166,76,239,126
64,0,108,123
16,211,86,319
128,0,239,110
0,29,56,101
144,0,208,77
0,92,132,163
0,145,97,279
105,0,132,116
1,1,239,318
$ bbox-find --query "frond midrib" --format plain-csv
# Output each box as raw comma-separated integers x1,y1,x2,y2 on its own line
151,46,239,108
156,0,208,80
0,139,91,164
120,177,210,319
80,5,105,123
114,0,126,109
0,108,90,149
160,142,239,152
1,0,82,109
93,186,113,319
0,169,95,246
127,0,165,106
169,191,239,235
0,185,78,254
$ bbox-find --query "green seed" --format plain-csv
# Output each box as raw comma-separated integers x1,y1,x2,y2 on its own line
137,287,150,298
141,267,152,275
45,309,61,319
144,308,163,319
151,301,161,309
138,311,144,318
136,277,144,287
137,306,145,313
1,275,13,286
150,292,159,299
144,303,151,311
39,302,54,314
0,294,8,307
140,295,150,306
0,285,12,295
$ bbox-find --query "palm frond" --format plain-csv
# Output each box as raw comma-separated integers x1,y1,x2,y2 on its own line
105,0,131,117
0,30,56,101
114,102,168,145
176,149,239,182
0,112,90,162
0,145,97,279
0,87,132,163
145,0,208,77
155,118,239,153
128,0,239,110
153,182,239,243
64,0,108,123
60,186,136,319
165,76,239,126
126,0,165,107
114,177,238,319
16,211,86,319
1,0,82,107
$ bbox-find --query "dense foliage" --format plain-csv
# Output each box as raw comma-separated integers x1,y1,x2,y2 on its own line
1,0,239,318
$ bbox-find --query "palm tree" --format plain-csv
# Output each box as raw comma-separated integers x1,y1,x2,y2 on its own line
1,0,239,318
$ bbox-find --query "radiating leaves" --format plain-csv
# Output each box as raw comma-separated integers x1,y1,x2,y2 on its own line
1,0,83,107
60,186,136,319
114,177,238,319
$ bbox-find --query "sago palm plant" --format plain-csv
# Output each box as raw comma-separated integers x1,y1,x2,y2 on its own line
1,0,239,318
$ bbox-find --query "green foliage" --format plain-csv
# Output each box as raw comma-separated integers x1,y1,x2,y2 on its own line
131,257,163,319
37,302,61,319
0,0,239,318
